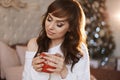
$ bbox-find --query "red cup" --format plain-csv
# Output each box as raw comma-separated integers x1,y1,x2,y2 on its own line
40,53,56,73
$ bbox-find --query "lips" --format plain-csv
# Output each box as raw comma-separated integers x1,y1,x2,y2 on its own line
47,30,55,35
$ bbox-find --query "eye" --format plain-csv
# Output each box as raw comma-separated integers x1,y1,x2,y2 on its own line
47,17,52,22
57,22,64,27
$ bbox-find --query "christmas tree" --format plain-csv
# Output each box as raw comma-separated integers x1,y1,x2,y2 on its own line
79,0,115,60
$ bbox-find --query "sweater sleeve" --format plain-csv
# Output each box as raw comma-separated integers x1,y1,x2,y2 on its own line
61,43,90,80
22,51,50,80
22,51,36,80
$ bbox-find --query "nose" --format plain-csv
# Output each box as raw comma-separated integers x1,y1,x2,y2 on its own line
48,21,55,29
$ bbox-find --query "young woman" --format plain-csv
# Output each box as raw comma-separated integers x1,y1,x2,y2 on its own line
22,0,90,80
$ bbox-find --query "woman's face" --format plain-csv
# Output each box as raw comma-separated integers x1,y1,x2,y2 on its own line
45,13,69,42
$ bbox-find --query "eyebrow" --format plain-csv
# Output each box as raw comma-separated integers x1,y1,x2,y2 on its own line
48,13,68,22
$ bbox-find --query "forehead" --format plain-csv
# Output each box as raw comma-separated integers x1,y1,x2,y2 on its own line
48,13,68,22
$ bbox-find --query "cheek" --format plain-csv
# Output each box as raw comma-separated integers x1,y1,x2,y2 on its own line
60,25,69,35
57,28,69,36
45,20,48,27
45,21,50,31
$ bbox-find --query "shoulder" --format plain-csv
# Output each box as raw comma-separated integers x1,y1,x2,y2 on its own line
81,42,87,50
81,42,89,57
27,37,38,52
74,43,90,68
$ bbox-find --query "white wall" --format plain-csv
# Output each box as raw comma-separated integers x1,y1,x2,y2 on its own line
0,0,54,45
106,0,120,57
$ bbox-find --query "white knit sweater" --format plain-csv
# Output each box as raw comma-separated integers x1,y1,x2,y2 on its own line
22,43,90,80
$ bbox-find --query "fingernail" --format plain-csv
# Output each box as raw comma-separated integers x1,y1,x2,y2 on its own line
45,61,48,64
39,56,42,59
41,64,43,66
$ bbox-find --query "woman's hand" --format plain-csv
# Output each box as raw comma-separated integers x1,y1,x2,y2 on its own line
32,54,45,72
43,53,68,78
32,53,68,78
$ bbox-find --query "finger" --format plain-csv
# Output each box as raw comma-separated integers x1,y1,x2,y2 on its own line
45,60,57,67
32,57,45,65
53,56,64,65
36,63,44,68
54,53,63,57
33,63,44,71
37,53,40,56
43,54,55,62
43,54,64,64
33,56,45,63
36,68,43,72
47,67,62,73
32,59,43,66
53,54,64,63
45,60,63,70
45,60,63,71
34,67,43,72
46,68,56,72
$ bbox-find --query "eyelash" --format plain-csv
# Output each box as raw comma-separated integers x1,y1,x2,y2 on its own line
57,23,64,27
47,17,64,27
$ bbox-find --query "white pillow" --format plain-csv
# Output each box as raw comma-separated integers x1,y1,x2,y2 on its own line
16,45,27,65
0,41,20,79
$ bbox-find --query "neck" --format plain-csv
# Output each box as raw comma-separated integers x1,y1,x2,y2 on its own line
50,39,64,48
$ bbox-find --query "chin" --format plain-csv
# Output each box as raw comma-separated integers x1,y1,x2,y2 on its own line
47,35,54,39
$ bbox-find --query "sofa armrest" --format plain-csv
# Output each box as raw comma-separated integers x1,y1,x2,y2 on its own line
0,41,21,79
5,66,24,80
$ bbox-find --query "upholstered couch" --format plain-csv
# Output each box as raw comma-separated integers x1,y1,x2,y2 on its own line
0,41,27,80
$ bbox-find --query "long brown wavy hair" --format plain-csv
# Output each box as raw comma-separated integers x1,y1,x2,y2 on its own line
35,0,86,71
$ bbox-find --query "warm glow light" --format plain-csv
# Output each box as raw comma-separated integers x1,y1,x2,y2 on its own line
113,12,120,22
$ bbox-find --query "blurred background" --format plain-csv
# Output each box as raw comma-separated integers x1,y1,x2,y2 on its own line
0,0,120,80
